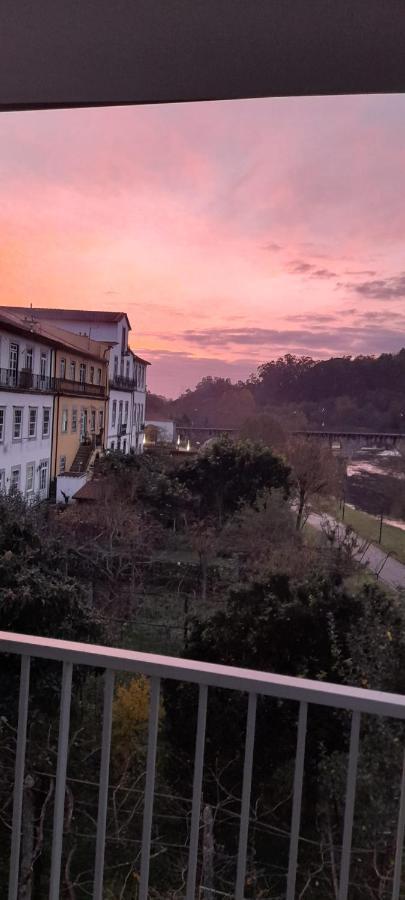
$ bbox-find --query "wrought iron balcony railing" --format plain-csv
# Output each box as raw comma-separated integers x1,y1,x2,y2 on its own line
2,630,405,900
0,368,56,392
55,377,106,398
109,373,138,390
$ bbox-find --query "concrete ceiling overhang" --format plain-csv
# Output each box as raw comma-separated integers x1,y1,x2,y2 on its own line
1,0,405,112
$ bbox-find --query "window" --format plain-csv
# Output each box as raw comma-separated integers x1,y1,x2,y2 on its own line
60,358,66,378
0,470,5,493
9,342,19,384
110,441,115,451
70,361,76,381
26,462,35,494
112,400,117,427
13,407,23,441
39,461,48,493
0,408,5,443
26,348,33,370
90,366,94,383
28,407,37,438
121,328,126,353
97,368,102,384
79,363,86,384
10,467,20,493
124,401,129,423
118,401,123,427
42,407,51,437
40,353,47,379
71,408,78,432
80,408,88,436
99,409,104,429
122,439,127,453
113,356,118,377
90,409,96,432
61,408,68,433
126,360,130,378
59,456,66,474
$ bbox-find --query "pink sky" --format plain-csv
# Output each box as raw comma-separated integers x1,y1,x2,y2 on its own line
1,94,405,396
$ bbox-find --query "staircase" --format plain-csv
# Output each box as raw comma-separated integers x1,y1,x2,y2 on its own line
70,441,93,474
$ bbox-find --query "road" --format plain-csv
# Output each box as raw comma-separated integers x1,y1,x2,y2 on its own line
307,512,405,591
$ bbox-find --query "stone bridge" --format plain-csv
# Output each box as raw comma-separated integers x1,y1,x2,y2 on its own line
293,430,405,456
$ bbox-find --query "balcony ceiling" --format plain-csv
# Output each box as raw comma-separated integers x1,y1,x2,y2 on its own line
1,0,405,112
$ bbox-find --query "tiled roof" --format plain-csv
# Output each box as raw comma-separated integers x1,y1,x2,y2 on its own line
0,308,114,360
4,306,131,329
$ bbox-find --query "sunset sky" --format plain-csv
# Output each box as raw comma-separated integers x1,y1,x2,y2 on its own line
1,93,405,396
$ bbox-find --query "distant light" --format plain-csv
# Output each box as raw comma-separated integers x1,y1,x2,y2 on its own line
177,434,180,446
186,440,190,452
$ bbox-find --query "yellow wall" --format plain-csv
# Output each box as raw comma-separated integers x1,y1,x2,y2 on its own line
51,349,108,477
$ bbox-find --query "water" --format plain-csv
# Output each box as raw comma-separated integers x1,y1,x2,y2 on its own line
346,448,405,522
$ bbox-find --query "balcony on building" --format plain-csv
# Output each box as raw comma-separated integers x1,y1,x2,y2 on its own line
0,368,56,393
109,373,138,391
55,377,106,398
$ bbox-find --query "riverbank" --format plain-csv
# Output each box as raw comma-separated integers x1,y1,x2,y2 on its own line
314,497,405,564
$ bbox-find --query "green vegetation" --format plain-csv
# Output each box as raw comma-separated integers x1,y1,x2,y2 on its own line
1,437,404,897
316,495,405,564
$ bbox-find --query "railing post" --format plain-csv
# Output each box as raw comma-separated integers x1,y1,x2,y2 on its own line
93,669,115,900
286,701,308,900
235,692,257,900
338,711,361,900
392,748,405,900
8,656,30,900
139,677,160,900
186,684,208,900
49,662,73,900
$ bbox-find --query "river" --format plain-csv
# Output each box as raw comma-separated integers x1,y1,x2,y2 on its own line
345,447,405,526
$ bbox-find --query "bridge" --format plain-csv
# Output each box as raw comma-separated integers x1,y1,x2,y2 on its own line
176,425,238,447
293,430,405,455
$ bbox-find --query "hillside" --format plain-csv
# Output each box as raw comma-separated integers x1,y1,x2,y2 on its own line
147,349,405,433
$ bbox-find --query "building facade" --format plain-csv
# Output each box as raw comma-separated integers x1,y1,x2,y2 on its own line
0,311,55,498
6,309,149,454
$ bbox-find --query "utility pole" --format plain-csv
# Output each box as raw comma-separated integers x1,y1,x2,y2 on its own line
378,508,384,544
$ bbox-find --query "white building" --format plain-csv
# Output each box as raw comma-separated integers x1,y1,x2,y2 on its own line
0,312,54,499
6,309,149,454
145,417,177,445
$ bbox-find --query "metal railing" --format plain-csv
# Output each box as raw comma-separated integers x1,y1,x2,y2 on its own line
0,368,56,392
109,373,137,390
2,630,405,900
55,377,106,398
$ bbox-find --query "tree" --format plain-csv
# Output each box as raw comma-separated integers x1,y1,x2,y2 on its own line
177,437,290,528
164,574,405,898
287,437,343,530
240,412,287,452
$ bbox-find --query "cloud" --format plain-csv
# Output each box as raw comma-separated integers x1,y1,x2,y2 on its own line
311,268,337,279
262,241,282,252
344,270,377,276
179,324,405,355
287,260,337,279
287,260,314,274
343,272,405,300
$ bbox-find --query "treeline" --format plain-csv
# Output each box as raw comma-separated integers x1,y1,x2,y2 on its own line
148,348,405,432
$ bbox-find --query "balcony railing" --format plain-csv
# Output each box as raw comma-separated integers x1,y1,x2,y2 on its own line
109,373,138,390
2,630,405,900
0,368,56,392
55,377,106,398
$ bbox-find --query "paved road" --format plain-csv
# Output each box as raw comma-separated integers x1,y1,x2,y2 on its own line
307,512,405,591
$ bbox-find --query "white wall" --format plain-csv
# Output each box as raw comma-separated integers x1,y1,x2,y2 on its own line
56,472,88,504
0,391,53,498
145,419,176,443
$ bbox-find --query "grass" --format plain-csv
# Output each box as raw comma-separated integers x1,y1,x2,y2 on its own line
314,497,405,565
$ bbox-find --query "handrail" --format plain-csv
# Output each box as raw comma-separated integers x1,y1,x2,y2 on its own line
1,631,405,718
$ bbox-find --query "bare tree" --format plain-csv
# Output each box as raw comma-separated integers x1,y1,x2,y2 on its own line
287,438,343,530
